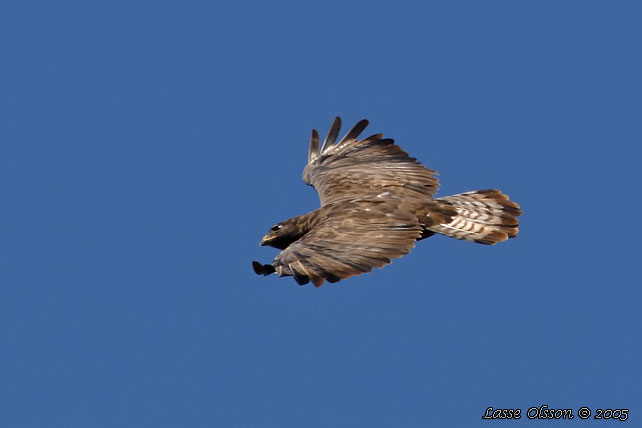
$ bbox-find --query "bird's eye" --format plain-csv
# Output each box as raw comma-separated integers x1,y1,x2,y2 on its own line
270,224,282,232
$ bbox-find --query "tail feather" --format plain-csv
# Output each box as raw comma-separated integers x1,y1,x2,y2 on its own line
429,189,522,245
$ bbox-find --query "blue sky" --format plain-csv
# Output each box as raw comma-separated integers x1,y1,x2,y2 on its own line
2,1,641,427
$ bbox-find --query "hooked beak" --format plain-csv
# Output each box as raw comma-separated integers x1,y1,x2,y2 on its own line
260,234,273,246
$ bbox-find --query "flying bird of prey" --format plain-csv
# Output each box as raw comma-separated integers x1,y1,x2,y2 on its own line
253,117,521,287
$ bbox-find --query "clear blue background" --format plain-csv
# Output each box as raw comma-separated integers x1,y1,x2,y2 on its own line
2,1,641,427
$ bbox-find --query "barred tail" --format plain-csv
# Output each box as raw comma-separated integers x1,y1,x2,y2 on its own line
429,189,522,245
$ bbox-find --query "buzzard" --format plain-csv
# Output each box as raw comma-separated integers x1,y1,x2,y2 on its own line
253,117,521,287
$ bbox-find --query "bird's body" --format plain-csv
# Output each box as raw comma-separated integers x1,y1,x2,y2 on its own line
253,117,522,287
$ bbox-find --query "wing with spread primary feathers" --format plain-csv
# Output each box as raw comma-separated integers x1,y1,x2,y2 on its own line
303,117,440,206
271,200,423,287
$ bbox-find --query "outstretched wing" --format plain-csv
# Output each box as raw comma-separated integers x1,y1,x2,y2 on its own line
303,117,439,206
270,200,423,287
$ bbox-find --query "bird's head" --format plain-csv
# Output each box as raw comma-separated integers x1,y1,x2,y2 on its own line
260,218,306,250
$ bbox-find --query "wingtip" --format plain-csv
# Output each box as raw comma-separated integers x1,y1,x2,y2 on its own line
252,261,275,276
308,129,320,164
320,116,342,154
336,119,369,147
252,261,264,275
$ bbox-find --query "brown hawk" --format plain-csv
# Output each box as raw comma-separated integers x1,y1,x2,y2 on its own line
253,117,522,287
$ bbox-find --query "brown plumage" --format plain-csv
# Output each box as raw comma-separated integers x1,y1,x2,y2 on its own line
253,117,522,287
